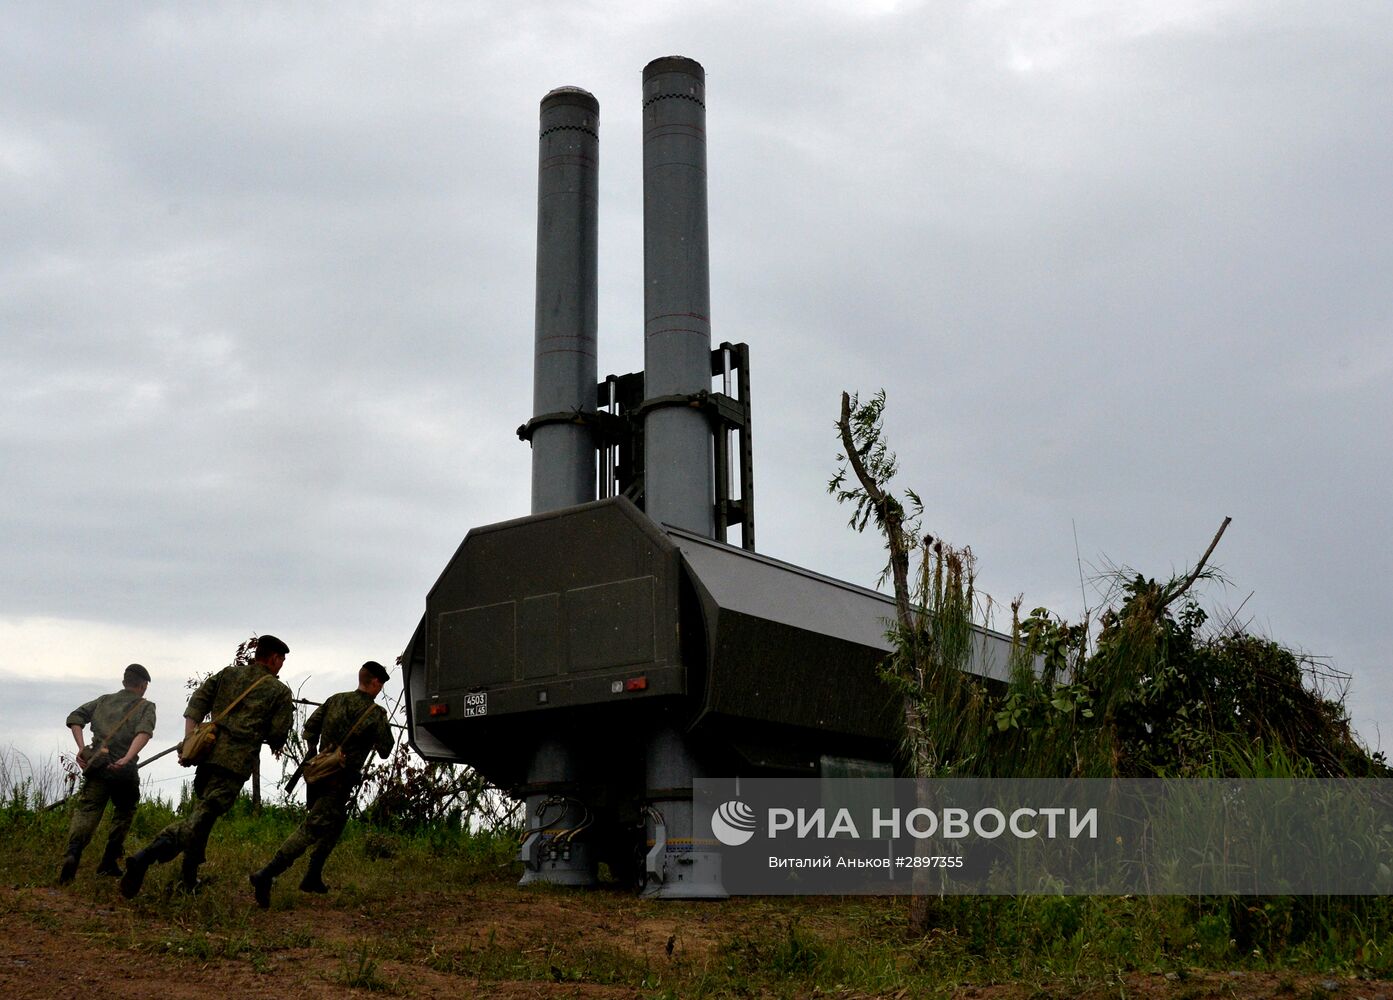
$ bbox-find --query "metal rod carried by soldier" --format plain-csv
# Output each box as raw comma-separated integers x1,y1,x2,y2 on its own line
120,635,293,898
249,660,393,908
58,663,157,884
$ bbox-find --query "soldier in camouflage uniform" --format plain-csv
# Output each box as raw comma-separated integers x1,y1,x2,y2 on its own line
59,664,157,884
249,661,393,907
121,635,294,898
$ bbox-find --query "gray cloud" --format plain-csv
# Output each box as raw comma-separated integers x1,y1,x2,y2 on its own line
2,1,1388,751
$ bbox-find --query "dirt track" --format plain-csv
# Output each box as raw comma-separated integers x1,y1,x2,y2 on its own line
3,882,1392,999
0,880,695,999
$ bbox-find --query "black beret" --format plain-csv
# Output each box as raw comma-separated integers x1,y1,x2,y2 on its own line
362,660,390,684
255,635,290,658
123,663,151,684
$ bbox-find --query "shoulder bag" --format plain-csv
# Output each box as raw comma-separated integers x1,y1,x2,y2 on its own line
303,702,381,785
178,672,273,767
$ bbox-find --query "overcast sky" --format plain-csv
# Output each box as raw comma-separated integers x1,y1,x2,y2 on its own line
3,1,1390,798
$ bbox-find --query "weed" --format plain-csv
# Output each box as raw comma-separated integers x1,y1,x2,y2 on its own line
338,940,394,993
362,830,398,860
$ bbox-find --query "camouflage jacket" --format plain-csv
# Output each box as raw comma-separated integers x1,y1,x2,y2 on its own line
185,661,293,779
66,690,157,762
305,690,393,775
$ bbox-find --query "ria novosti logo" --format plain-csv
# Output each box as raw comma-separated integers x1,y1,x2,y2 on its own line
710,799,757,846
709,799,1099,847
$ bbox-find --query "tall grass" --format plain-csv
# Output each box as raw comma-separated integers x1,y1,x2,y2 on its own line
0,744,76,810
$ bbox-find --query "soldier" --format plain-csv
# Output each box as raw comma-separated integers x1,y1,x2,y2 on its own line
249,661,393,907
59,664,157,884
120,634,294,898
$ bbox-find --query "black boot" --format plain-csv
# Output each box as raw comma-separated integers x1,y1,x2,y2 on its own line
58,853,80,886
95,842,124,877
299,854,330,894
119,833,177,899
118,855,146,898
249,855,292,909
178,855,204,894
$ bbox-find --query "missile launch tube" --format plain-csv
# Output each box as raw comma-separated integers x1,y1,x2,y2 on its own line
531,87,600,513
641,56,715,537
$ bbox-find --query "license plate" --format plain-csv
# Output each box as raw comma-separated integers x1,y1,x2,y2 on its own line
462,691,488,718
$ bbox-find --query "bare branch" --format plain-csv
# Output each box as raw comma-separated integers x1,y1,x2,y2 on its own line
1164,515,1232,607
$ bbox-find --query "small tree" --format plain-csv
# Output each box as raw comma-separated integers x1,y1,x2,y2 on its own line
830,390,988,778
830,390,989,932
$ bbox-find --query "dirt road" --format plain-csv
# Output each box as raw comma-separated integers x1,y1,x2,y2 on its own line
3,881,1389,999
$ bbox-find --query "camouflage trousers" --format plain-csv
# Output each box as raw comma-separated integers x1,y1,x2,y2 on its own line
156,763,247,868
65,767,139,861
271,773,354,868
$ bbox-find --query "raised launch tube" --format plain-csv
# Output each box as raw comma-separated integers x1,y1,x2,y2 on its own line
531,86,599,513
641,56,714,536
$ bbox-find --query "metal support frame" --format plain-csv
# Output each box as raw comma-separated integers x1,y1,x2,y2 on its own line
708,342,754,550
594,370,646,505
583,342,755,549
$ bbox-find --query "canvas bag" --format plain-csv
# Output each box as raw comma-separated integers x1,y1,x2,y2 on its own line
178,673,272,767
303,702,380,785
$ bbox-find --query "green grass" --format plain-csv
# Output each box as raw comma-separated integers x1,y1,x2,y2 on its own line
2,787,1390,998
338,939,397,992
